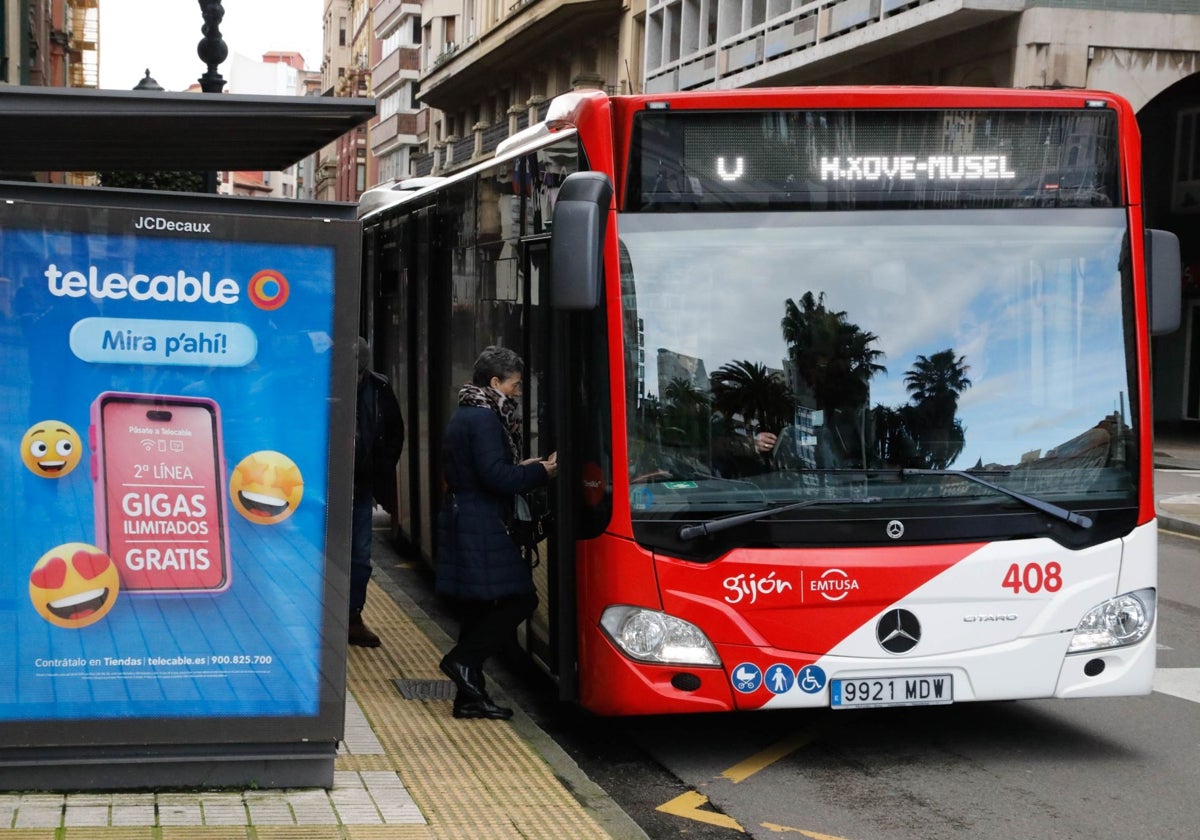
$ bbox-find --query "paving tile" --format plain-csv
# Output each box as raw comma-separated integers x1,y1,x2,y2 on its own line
245,802,296,825
110,794,156,806
341,694,385,755
199,803,249,826
63,794,112,807
12,807,62,829
156,802,203,826
109,804,156,826
329,786,383,825
286,790,339,825
333,770,366,789
63,804,110,826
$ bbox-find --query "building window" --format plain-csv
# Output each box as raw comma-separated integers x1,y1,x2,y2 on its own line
339,17,347,46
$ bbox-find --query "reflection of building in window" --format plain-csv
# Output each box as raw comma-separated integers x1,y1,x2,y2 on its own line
771,406,821,481
478,173,521,302
635,318,645,404
657,349,709,398
794,405,819,469
1011,410,1128,493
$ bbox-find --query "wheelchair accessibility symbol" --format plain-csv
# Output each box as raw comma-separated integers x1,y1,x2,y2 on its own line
797,665,826,694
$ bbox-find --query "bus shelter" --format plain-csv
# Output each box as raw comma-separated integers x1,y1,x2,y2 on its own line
0,86,374,790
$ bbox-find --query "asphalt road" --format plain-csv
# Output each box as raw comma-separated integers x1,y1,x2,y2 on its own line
382,509,1200,839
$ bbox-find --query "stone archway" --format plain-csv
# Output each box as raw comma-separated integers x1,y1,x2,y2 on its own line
1140,72,1200,427
1087,48,1200,112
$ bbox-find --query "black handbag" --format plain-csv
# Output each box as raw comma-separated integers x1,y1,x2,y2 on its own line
506,489,550,550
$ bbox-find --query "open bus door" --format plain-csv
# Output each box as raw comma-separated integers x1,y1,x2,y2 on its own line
544,172,614,702
518,237,563,684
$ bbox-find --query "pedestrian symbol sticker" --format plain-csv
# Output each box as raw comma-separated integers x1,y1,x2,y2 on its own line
732,663,762,693
797,665,826,694
765,664,795,694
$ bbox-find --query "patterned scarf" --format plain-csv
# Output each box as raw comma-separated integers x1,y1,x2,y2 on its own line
458,383,521,463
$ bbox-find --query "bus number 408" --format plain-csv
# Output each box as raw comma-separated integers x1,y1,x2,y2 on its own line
1002,562,1062,594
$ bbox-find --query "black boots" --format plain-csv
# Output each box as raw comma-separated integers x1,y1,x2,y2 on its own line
348,610,381,647
452,695,514,720
439,654,513,720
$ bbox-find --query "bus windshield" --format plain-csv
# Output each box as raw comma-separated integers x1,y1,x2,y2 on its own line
619,208,1137,517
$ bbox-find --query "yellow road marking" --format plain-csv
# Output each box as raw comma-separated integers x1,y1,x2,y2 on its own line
721,731,815,784
761,822,854,839
1160,526,1200,541
657,730,855,838
657,790,745,832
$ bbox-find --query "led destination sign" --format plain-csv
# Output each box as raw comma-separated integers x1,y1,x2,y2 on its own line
818,154,1017,182
632,108,1119,210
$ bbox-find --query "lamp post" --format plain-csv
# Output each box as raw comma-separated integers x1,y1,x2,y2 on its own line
133,69,164,91
197,2,227,193
197,1,228,94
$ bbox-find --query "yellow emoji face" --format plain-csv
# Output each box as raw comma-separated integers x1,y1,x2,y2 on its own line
229,450,304,524
29,543,120,628
21,420,82,478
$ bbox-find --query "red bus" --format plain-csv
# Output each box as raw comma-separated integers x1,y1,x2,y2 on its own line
359,87,1180,715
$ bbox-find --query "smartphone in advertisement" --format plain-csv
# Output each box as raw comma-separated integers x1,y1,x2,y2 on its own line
90,392,231,594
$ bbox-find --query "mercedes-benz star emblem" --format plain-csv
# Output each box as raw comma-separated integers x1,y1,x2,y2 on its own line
886,520,905,539
877,609,921,654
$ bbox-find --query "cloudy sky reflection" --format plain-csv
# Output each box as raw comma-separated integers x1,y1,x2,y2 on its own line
621,208,1130,469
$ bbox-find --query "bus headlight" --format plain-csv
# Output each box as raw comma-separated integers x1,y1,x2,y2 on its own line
599,606,721,666
1067,588,1155,653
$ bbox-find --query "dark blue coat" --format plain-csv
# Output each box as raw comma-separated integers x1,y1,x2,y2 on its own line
435,406,547,600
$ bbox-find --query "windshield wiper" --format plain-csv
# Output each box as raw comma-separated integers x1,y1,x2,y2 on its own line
900,468,1093,529
678,497,882,541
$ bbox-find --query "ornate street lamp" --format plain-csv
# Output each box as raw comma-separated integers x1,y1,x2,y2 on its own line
197,1,227,94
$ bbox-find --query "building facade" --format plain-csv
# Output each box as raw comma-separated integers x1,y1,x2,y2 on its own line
369,0,422,187
219,51,319,200
409,0,643,176
2,0,98,184
403,0,1200,427
2,0,97,88
317,0,356,201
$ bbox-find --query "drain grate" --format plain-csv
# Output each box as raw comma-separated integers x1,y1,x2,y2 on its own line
393,678,455,701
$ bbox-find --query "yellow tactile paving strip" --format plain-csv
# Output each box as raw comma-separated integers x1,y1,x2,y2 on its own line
0,579,620,839
344,583,613,839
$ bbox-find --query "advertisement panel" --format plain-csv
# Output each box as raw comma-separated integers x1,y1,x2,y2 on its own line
0,191,358,764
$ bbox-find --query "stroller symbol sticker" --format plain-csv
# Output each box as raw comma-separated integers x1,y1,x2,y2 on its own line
732,663,762,693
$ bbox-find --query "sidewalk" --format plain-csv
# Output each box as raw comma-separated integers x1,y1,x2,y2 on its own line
1154,427,1200,539
0,527,645,840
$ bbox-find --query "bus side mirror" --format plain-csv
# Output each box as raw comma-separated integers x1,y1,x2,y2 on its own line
550,172,612,310
1146,229,1181,336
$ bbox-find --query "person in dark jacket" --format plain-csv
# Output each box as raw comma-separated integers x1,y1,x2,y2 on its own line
436,346,557,720
351,337,405,647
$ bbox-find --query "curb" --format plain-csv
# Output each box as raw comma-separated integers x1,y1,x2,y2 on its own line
1157,512,1200,541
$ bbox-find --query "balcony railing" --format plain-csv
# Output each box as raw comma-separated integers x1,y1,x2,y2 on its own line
409,97,569,177
645,0,955,92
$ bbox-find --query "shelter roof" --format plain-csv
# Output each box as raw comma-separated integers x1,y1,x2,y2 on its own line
0,86,376,171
